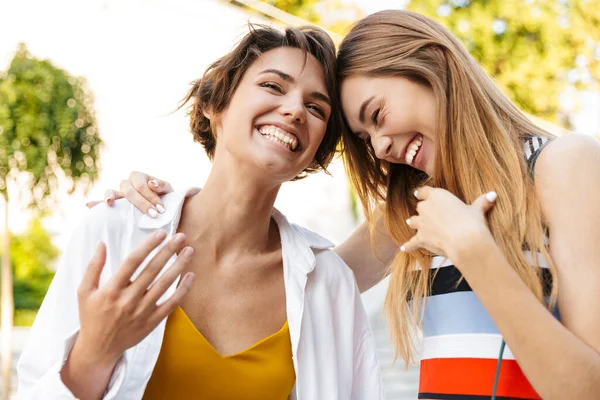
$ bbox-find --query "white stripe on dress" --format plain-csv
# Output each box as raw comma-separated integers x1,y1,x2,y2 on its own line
421,333,515,360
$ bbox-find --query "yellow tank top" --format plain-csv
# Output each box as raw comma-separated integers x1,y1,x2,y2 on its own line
142,307,295,400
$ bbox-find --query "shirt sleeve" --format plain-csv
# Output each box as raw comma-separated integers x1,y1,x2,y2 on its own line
351,284,386,400
16,205,127,400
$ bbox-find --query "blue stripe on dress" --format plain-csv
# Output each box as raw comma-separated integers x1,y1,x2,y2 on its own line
422,292,499,337
421,291,561,337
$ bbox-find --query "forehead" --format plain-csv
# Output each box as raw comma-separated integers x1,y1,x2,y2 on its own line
245,47,327,89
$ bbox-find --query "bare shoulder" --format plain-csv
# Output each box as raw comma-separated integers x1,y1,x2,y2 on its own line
533,134,600,222
534,134,600,181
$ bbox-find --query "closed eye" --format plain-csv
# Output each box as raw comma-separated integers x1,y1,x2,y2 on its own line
371,108,380,125
260,82,283,93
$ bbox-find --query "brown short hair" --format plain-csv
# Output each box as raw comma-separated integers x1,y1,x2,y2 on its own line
181,24,342,180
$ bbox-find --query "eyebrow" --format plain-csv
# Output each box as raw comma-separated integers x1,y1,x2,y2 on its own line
259,68,331,106
359,95,376,124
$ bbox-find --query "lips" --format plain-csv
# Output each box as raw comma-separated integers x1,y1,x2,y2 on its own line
258,124,299,152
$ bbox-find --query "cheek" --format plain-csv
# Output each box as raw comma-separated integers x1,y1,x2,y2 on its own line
309,118,327,145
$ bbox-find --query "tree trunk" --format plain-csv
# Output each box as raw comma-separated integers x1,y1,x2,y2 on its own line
1,195,13,400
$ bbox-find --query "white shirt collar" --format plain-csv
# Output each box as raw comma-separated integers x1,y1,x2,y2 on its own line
136,187,334,253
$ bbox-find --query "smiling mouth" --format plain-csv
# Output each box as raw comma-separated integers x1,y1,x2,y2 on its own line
404,133,423,166
258,125,300,152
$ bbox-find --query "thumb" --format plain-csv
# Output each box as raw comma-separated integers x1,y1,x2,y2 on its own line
472,191,497,214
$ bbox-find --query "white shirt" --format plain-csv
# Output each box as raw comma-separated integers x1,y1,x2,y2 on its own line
17,189,385,400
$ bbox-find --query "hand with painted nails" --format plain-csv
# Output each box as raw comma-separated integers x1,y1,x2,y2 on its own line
401,186,497,262
60,230,195,399
85,171,174,218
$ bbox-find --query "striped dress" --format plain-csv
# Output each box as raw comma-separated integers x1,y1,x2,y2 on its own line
417,135,556,400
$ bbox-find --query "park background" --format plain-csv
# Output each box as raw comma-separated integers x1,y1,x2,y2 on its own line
0,0,599,398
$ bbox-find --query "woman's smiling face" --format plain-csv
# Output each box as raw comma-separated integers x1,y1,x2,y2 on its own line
212,47,332,183
341,74,438,176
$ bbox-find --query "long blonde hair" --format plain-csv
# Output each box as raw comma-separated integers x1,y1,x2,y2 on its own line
337,10,558,364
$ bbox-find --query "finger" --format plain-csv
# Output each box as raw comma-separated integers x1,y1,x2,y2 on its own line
80,242,107,292
126,172,166,213
85,200,103,209
103,190,124,207
414,185,434,200
149,272,195,325
400,236,421,253
111,230,168,287
120,180,161,217
406,215,420,230
144,249,193,307
472,191,497,214
142,249,193,309
147,178,174,196
129,233,188,295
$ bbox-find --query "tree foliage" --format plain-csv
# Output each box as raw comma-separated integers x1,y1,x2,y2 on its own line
405,0,600,125
0,43,103,207
3,217,57,312
272,0,600,127
266,0,322,22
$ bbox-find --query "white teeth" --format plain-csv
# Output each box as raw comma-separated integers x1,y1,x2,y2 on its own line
405,134,423,166
258,125,298,151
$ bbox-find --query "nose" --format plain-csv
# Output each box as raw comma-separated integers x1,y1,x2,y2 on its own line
372,135,393,160
281,96,306,125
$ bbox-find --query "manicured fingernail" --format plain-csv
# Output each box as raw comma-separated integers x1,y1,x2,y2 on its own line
154,230,166,239
486,191,497,202
148,208,158,218
406,218,411,225
183,272,195,284
182,247,194,259
414,190,419,198
149,179,159,188
400,245,406,252
156,204,165,214
105,197,113,204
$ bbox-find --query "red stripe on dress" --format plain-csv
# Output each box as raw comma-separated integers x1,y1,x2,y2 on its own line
419,358,541,399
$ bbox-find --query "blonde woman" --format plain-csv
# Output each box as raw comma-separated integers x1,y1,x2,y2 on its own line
18,25,384,400
97,10,600,400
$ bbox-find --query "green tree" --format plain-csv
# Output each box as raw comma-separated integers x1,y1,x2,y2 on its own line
11,217,58,311
266,0,322,22
406,0,600,126
0,43,102,397
259,0,364,35
0,217,58,325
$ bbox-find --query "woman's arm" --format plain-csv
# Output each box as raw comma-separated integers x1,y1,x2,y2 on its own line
334,218,398,293
454,134,600,399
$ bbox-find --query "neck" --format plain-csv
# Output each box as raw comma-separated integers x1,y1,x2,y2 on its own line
180,162,282,261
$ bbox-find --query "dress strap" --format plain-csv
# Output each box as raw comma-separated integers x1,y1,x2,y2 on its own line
523,134,553,179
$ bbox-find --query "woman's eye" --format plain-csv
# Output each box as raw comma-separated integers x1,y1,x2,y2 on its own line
371,108,381,125
260,82,283,92
308,104,325,118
